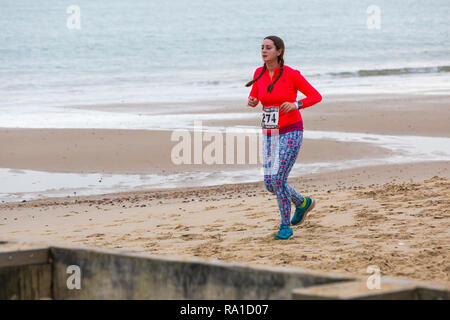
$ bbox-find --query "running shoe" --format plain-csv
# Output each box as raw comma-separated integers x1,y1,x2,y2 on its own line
274,225,293,240
291,197,315,226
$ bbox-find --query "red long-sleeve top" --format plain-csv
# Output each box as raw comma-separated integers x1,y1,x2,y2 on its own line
248,65,322,135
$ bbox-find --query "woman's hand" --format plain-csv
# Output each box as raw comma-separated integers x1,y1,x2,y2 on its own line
247,96,258,107
280,102,297,114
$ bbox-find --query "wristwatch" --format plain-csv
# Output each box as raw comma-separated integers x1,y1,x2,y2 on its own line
296,100,303,109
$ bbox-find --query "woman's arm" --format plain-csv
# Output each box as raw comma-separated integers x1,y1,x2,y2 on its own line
293,70,322,109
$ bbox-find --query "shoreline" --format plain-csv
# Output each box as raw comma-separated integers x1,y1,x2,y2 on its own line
1,160,448,206
2,93,450,136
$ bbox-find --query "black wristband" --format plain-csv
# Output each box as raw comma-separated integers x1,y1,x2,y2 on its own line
297,100,303,109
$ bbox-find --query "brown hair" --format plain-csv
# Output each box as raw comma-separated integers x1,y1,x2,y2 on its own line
245,35,285,93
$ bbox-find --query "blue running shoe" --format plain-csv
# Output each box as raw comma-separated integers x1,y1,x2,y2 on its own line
274,225,293,240
291,197,315,226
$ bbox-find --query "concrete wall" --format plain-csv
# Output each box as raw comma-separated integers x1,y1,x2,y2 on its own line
291,278,450,300
50,246,352,299
0,247,51,300
416,287,450,300
1,243,448,300
0,263,52,300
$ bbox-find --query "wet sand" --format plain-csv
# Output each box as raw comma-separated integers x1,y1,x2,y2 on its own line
0,128,391,174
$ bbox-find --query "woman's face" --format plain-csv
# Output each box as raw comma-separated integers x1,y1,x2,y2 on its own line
261,39,281,64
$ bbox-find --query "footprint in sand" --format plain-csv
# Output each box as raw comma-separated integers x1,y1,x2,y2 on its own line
174,224,190,231
144,242,158,248
203,226,220,232
156,233,174,240
86,233,105,238
180,233,206,240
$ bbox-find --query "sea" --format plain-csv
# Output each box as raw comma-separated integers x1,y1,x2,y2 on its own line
1,0,449,108
0,0,449,201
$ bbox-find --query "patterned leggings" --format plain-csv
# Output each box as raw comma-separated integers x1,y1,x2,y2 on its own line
263,130,304,226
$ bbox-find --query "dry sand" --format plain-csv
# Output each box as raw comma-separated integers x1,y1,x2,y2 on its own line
0,93,449,285
0,162,448,284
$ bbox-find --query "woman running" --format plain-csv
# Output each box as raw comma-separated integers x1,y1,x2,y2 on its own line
246,35,322,240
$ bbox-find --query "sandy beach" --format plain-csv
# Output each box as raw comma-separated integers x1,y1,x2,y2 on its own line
1,93,449,285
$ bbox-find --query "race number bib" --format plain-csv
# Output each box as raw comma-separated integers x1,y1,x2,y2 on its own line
261,106,279,129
